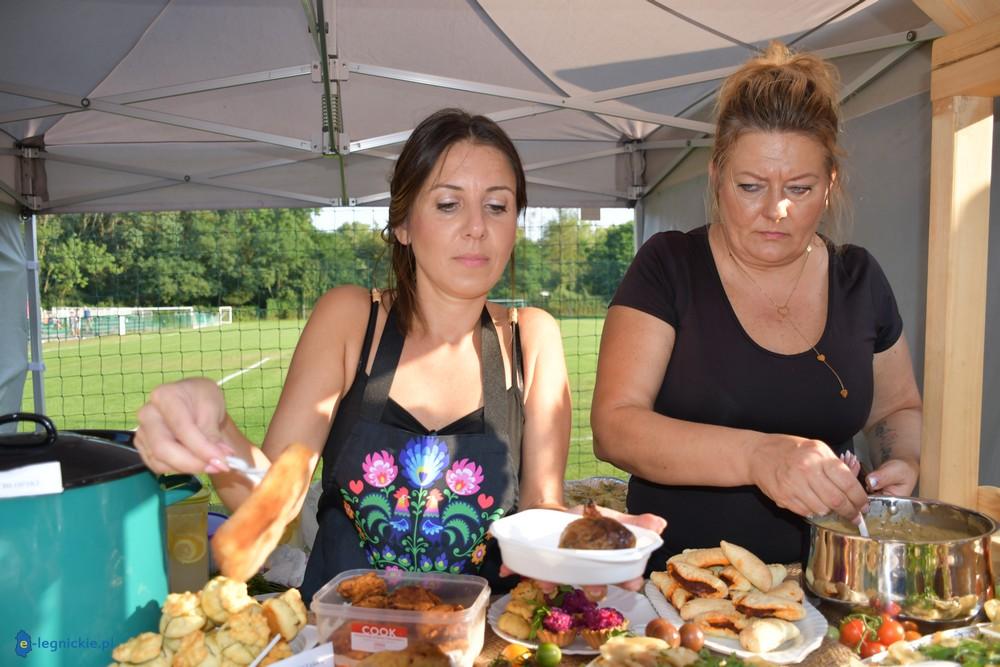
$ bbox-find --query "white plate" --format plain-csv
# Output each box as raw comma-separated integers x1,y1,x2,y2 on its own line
643,581,827,664
487,586,658,655
863,623,995,664
489,509,663,586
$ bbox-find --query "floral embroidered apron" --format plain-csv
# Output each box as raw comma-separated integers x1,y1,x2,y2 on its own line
301,303,521,600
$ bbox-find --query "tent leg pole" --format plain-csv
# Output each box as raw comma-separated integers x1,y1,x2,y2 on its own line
633,199,645,252
23,212,45,416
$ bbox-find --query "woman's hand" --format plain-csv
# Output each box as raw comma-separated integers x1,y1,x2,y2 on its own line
499,505,667,595
866,457,918,496
750,435,869,521
134,378,235,474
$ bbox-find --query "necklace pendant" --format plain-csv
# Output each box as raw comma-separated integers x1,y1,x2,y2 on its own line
816,353,826,362
840,389,849,398
777,305,790,317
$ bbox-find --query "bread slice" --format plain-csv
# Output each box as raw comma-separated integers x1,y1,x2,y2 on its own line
211,443,317,582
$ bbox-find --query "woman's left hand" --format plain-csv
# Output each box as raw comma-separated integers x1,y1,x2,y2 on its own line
499,505,667,594
866,457,919,496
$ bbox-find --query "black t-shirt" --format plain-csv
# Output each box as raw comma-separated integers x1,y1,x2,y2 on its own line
610,225,903,566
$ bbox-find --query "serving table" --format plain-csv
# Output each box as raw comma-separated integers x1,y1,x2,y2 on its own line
473,565,867,667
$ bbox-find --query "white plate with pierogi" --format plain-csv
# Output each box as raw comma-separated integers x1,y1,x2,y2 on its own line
644,541,826,664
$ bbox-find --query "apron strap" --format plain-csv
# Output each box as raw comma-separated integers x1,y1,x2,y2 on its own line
480,307,509,440
355,294,381,376
360,307,405,421
360,305,509,441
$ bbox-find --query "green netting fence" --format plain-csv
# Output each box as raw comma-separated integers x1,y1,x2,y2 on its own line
23,208,635,480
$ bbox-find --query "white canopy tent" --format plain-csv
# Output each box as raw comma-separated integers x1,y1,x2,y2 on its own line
1,1,996,496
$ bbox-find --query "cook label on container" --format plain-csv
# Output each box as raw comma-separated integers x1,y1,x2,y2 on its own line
0,462,63,499
350,622,408,652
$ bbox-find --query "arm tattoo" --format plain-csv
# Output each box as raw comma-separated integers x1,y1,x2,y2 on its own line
871,420,899,465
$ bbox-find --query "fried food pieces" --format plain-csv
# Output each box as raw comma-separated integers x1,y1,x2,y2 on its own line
110,576,310,667
330,572,472,661
262,588,309,641
111,632,172,667
338,571,388,604
201,576,254,626
335,573,460,613
160,592,209,651
559,501,637,550
212,443,317,582
355,640,450,667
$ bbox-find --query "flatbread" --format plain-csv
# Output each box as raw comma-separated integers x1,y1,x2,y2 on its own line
739,618,800,653
691,611,747,639
679,598,736,621
734,592,807,622
212,443,317,582
768,580,804,603
677,547,730,569
720,541,772,592
668,561,728,599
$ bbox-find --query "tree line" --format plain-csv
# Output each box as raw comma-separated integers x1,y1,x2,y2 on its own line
36,209,635,317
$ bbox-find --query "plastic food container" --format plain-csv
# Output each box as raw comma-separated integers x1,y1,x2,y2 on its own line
311,569,490,667
489,508,663,585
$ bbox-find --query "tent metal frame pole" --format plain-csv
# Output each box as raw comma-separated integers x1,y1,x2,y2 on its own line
838,44,922,101
346,62,715,133
0,65,313,125
638,41,922,199
347,24,940,154
0,179,29,208
23,213,44,415
363,139,711,174
525,176,628,199
0,81,317,152
13,152,338,210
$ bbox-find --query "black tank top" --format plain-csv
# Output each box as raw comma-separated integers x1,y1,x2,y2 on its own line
300,299,524,601
611,226,903,566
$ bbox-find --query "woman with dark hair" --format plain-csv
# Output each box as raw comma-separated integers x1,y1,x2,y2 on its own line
591,44,922,568
134,109,659,600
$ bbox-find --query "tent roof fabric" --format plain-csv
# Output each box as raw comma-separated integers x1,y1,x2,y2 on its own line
0,0,939,213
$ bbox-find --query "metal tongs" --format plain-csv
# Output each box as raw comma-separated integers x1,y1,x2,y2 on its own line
224,456,267,486
840,451,870,538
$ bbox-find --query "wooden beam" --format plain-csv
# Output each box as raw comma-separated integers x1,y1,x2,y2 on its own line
920,96,993,509
930,14,1000,98
914,0,1000,32
932,11,1000,65
979,485,1000,521
932,45,1000,98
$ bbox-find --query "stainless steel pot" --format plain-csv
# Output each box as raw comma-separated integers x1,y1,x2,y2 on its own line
804,496,996,623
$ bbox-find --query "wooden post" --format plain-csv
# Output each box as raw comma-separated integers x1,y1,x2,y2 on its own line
920,94,993,508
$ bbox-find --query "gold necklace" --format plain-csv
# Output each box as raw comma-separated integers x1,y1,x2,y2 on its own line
721,232,848,399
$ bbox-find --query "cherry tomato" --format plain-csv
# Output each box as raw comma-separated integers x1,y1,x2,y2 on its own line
679,623,705,651
901,620,919,633
840,618,870,647
860,640,886,659
535,642,562,667
881,601,902,617
904,630,921,642
878,619,905,646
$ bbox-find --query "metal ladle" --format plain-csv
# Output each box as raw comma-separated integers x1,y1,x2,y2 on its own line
840,451,870,538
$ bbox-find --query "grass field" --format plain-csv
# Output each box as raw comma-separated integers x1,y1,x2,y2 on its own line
24,318,624,481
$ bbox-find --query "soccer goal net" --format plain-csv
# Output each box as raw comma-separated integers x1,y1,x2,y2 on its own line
41,306,233,341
